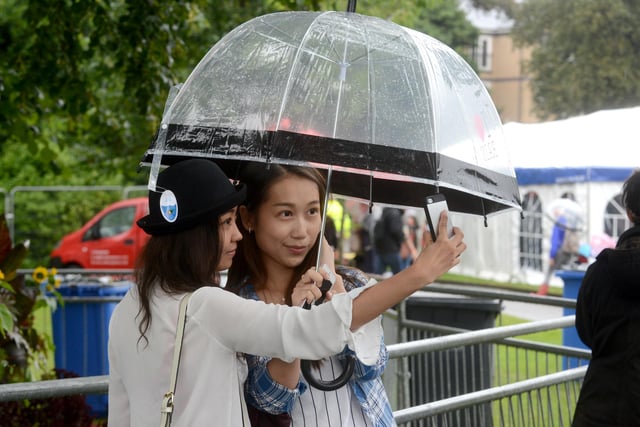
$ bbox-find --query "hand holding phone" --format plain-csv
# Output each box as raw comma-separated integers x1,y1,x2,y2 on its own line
424,194,454,242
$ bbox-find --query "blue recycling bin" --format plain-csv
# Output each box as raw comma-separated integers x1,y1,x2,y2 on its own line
556,270,588,369
52,281,132,418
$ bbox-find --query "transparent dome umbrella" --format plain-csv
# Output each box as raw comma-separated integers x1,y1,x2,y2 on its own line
139,9,522,391
545,198,586,232
140,10,521,218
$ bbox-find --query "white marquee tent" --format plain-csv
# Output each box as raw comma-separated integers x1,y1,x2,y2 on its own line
453,106,640,284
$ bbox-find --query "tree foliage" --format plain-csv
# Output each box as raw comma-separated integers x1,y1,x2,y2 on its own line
1,0,209,186
1,0,477,187
0,0,478,266
512,0,640,119
0,0,286,265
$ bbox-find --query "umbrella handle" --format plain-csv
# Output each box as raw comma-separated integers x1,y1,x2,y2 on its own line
300,278,356,391
301,355,356,391
302,163,355,390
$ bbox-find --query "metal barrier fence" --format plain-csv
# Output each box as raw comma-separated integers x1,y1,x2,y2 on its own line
387,314,588,426
0,280,590,425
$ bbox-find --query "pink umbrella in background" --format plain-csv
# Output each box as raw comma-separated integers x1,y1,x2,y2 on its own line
590,233,617,257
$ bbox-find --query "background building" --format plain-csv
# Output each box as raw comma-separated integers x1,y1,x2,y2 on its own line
462,1,539,123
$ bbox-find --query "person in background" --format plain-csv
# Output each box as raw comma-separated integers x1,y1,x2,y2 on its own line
373,207,406,275
107,158,467,426
572,170,640,427
352,205,379,274
326,198,352,263
324,215,338,251
226,164,397,426
535,192,580,295
400,209,420,269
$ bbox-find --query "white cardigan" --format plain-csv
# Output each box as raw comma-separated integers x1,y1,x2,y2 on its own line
108,284,380,426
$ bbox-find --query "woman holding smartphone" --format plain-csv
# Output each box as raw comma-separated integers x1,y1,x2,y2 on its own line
227,164,451,426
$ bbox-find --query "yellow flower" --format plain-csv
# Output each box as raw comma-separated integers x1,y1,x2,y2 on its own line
49,267,58,277
0,270,4,281
32,266,48,283
53,277,61,288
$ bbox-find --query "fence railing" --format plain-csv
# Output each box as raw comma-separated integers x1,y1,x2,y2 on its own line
0,278,590,425
393,367,586,426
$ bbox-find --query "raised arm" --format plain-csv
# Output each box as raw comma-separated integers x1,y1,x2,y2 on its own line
305,211,464,330
351,211,463,329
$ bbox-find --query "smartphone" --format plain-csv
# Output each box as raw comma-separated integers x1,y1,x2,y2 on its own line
424,193,454,241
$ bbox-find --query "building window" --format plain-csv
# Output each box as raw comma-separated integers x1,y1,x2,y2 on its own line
519,191,543,271
473,35,493,72
604,193,629,238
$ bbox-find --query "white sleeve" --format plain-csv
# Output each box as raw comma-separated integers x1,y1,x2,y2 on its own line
344,278,383,366
108,309,131,427
188,287,379,364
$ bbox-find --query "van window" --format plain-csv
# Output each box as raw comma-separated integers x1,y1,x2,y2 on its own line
83,206,136,241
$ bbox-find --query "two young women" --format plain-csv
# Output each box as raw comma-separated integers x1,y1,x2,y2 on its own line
107,159,466,426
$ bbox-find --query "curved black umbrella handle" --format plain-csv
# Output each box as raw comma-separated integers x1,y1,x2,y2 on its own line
301,354,356,392
300,274,356,391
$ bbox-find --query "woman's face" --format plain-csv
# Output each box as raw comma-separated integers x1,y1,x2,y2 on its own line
251,175,322,271
217,207,243,271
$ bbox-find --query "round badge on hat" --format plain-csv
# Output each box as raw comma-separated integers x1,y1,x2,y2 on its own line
137,159,246,235
160,190,178,223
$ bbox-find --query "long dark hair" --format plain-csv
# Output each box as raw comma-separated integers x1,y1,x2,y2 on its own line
226,164,326,304
135,217,222,346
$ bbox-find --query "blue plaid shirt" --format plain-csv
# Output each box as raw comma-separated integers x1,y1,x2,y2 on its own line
238,266,396,427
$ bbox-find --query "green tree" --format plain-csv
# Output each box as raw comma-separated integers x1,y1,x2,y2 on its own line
1,0,192,184
1,0,477,187
0,0,479,266
511,0,640,119
0,0,287,265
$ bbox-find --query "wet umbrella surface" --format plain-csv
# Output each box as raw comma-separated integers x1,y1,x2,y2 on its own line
141,11,521,216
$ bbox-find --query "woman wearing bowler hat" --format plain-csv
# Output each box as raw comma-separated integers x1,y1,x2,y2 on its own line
107,158,466,426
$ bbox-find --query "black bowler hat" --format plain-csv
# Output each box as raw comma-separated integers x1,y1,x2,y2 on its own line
137,159,246,236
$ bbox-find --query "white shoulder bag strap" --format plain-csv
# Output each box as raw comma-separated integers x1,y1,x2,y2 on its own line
160,293,192,427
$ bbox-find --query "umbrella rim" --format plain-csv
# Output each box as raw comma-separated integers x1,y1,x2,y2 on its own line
139,152,522,216
142,10,521,218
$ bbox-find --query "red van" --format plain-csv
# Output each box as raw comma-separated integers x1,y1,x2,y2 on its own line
49,197,150,269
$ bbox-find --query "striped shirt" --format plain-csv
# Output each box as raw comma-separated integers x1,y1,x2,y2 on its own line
238,267,396,426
